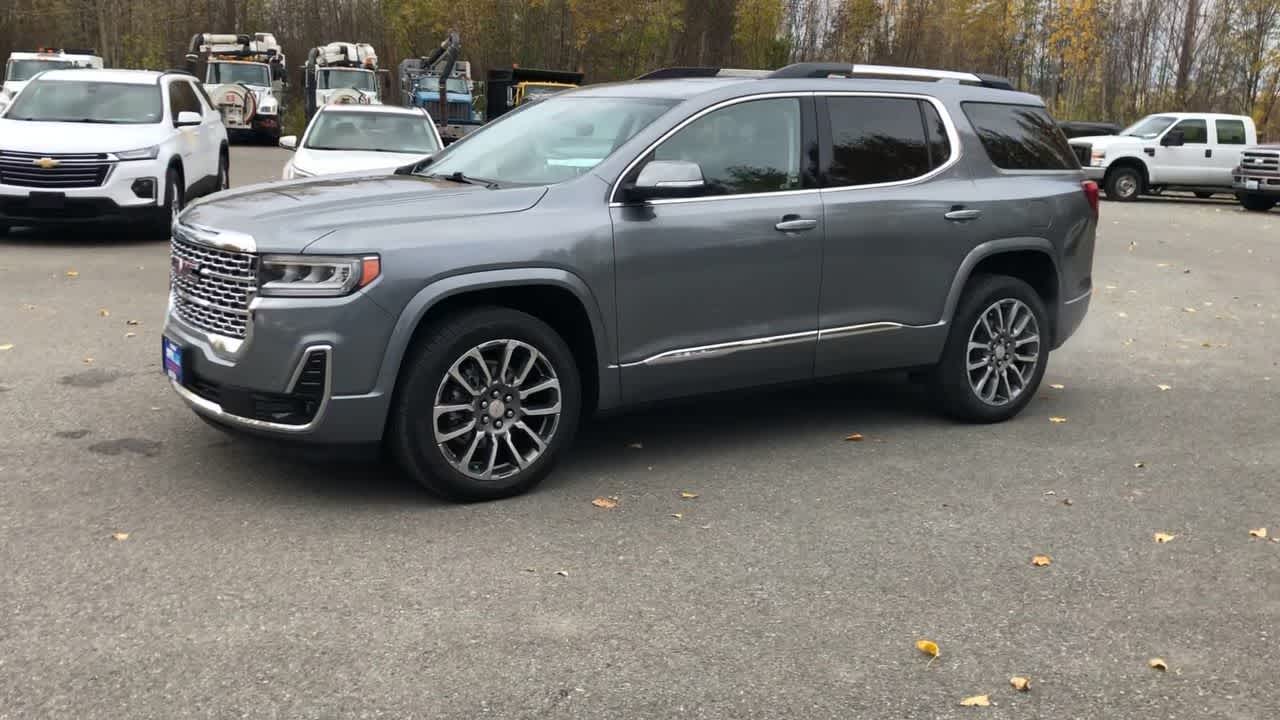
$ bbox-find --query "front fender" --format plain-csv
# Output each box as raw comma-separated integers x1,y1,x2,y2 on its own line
373,267,620,411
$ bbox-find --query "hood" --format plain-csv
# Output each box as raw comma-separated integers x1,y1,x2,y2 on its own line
0,118,161,153
1069,135,1145,149
293,148,432,177
181,174,547,253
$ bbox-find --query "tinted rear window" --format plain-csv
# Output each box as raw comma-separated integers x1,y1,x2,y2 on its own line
825,97,951,187
963,102,1077,170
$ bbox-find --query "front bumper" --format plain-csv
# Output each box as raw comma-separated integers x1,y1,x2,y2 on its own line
163,263,398,444
1232,174,1280,196
0,157,164,224
1081,166,1106,182
1054,289,1091,349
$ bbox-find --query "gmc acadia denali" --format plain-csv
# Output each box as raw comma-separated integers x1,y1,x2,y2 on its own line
162,63,1097,501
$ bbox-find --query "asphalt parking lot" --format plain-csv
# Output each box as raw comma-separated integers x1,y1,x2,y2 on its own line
1,147,1278,719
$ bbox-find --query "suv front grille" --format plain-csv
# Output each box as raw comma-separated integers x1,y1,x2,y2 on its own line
0,150,111,188
1241,150,1279,175
1071,143,1091,166
170,231,257,339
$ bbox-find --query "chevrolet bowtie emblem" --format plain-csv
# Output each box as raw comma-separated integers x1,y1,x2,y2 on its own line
33,157,60,169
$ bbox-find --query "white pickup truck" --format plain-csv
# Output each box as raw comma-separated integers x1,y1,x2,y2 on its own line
1068,113,1257,202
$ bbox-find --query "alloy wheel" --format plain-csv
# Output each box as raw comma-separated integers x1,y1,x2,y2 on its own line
965,298,1040,406
432,339,562,481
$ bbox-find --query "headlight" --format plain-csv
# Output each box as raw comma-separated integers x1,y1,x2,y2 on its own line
258,254,380,297
1090,149,1106,167
116,145,159,161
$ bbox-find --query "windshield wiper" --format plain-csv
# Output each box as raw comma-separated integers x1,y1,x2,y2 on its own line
428,171,499,188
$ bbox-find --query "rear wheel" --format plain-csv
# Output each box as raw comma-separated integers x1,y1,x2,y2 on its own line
1104,166,1142,201
930,274,1049,423
389,307,582,502
1237,193,1277,212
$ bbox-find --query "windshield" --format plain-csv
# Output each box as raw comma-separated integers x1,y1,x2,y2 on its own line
415,77,469,95
5,80,163,124
422,96,675,185
6,59,76,82
305,111,440,154
1122,115,1176,139
320,69,376,91
208,62,270,87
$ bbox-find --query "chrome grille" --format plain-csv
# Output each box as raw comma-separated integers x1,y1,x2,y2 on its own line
425,101,472,123
170,231,257,339
0,150,112,188
1241,151,1279,174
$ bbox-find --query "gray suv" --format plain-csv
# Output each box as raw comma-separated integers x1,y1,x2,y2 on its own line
163,63,1097,501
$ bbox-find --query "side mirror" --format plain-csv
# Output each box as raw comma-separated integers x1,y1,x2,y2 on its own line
175,111,202,127
623,160,706,201
1161,130,1185,147
279,135,298,151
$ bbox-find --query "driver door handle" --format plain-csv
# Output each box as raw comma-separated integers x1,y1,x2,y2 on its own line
775,216,818,232
944,208,982,221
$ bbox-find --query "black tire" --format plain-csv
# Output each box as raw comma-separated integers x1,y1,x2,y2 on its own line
1236,193,1277,212
0,223,9,237
152,167,183,239
930,274,1050,423
217,150,230,192
1194,191,1214,199
389,306,582,502
1104,166,1142,201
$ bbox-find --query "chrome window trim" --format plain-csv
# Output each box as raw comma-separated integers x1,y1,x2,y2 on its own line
817,92,962,194
608,91,814,207
169,345,332,433
612,320,945,368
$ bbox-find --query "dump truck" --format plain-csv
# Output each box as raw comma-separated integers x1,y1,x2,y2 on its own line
303,42,386,120
185,33,287,143
483,66,583,121
399,31,480,144
1,48,103,112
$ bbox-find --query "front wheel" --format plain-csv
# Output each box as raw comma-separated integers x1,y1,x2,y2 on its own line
217,151,230,192
1236,193,1277,212
389,307,582,501
1104,167,1142,201
930,274,1049,423
151,167,183,239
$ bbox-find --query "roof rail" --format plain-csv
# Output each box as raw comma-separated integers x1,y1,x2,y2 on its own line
634,66,770,81
769,63,1015,89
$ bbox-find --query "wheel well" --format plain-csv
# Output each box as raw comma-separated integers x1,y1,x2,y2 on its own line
1105,158,1148,189
968,251,1059,338
407,285,600,414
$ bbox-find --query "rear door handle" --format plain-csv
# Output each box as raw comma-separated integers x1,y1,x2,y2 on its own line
775,217,818,232
944,208,982,221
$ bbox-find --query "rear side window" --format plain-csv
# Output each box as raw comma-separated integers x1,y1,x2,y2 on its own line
824,96,951,187
963,102,1077,170
1215,119,1246,145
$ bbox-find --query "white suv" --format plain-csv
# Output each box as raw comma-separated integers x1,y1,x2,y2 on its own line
0,69,229,237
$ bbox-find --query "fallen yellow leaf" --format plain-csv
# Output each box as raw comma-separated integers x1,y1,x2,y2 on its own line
125,332,136,339
1183,307,1197,313
959,695,990,707
82,357,94,364
1049,416,1068,424
1116,311,1128,318
65,270,79,278
98,308,110,318
125,319,141,326
1134,462,1146,468
1154,532,1176,543
1148,657,1168,671
1248,528,1268,539
111,532,129,541
1048,383,1065,390
1031,555,1052,567
590,497,618,509
554,570,569,577
1156,384,1172,391
679,491,698,500
670,513,682,520
1201,342,1212,348
0,343,13,351
845,432,864,442
1010,676,1031,692
915,639,939,658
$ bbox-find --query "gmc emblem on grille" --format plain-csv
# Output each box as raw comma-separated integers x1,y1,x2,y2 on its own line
172,256,201,280
33,157,60,169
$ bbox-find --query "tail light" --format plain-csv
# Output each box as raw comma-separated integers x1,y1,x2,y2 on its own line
1082,180,1100,218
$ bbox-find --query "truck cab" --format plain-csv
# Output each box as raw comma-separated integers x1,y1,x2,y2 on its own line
484,66,585,122
0,48,103,111
1069,112,1256,201
186,33,287,143
303,42,384,120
